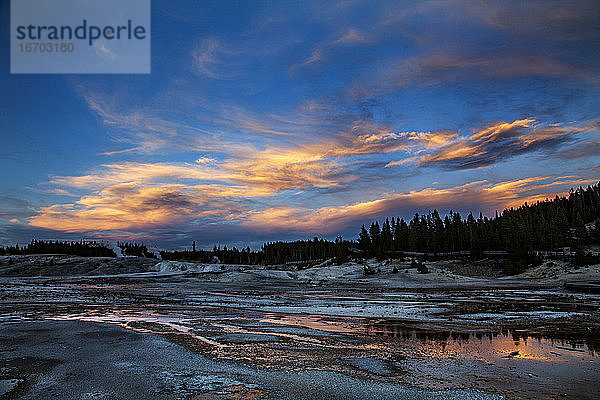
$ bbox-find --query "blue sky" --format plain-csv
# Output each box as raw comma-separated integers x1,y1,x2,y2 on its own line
1,0,599,249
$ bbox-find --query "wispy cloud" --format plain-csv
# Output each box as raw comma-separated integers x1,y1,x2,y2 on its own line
290,27,372,72
556,140,600,160
334,28,371,45
408,53,587,80
82,90,336,156
0,196,35,223
83,93,214,155
347,52,593,103
386,119,596,170
191,37,239,79
467,0,600,41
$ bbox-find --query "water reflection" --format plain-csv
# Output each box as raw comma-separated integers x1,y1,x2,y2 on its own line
365,320,599,358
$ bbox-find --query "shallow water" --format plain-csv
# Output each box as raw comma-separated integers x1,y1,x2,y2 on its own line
1,277,599,399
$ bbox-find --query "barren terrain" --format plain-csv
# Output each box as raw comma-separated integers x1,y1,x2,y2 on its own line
1,255,599,399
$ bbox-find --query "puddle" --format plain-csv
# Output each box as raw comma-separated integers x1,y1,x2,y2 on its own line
259,313,362,334
214,333,281,343
365,320,599,362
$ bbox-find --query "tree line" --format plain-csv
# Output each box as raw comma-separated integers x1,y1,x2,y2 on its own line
0,239,116,257
357,183,600,259
2,183,599,265
160,237,351,266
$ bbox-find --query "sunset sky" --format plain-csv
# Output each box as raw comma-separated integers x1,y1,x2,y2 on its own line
1,0,599,249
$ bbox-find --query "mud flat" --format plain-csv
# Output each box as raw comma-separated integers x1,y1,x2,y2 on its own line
0,320,505,400
1,257,599,399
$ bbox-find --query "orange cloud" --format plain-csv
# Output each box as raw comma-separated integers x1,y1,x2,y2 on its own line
242,176,598,234
30,185,194,231
28,182,248,232
29,170,597,237
386,119,594,170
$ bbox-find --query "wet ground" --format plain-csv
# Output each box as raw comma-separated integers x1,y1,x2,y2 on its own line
1,273,599,399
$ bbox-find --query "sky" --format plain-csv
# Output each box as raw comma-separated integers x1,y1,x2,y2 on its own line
1,0,599,249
